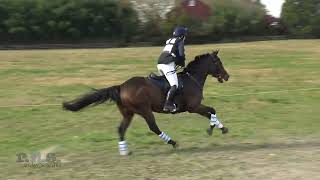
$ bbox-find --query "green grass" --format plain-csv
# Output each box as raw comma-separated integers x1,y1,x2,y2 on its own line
1,40,320,179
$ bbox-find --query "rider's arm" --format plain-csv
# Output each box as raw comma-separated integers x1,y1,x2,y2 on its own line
176,40,186,67
178,40,185,60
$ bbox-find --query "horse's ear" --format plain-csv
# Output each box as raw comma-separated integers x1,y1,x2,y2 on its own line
212,50,219,55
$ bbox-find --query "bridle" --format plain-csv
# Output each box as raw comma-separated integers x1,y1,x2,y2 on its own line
208,53,224,81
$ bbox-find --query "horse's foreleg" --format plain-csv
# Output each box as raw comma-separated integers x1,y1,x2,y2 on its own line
140,110,177,148
189,104,228,136
118,106,134,155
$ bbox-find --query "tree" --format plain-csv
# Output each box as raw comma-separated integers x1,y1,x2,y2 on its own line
282,0,320,37
203,0,267,40
0,0,139,42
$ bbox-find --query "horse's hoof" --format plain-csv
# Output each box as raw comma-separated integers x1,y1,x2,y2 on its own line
207,128,213,136
172,142,179,149
119,151,132,156
221,127,229,134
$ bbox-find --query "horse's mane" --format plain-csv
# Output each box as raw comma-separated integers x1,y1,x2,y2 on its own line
184,53,210,72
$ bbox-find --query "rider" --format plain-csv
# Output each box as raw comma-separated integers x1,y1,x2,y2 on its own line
157,26,187,112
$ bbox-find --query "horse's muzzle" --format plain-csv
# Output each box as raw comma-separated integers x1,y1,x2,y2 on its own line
218,74,229,83
224,74,230,81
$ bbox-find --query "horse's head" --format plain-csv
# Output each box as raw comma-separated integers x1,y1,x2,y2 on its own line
207,50,230,83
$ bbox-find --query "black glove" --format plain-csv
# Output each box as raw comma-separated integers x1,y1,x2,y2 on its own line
176,56,185,67
179,61,185,67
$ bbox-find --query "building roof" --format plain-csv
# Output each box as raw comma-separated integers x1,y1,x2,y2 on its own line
180,0,211,21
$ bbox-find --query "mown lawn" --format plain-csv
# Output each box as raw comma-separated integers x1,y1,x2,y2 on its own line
0,40,320,179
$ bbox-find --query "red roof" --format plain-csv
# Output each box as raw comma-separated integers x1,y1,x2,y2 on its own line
264,15,280,24
180,0,211,21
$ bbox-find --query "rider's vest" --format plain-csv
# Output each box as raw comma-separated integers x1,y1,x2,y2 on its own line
163,38,178,57
158,37,182,64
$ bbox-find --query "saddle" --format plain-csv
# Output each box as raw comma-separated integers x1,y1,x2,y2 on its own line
147,72,183,95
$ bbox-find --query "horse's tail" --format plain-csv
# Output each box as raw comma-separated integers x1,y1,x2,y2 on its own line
62,85,121,112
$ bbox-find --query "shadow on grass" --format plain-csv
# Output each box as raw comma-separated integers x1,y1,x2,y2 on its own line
136,140,320,156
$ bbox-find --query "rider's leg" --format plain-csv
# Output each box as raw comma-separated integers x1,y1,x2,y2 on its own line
157,62,178,112
164,85,177,112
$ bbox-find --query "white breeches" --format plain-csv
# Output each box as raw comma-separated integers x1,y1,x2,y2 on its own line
157,62,178,87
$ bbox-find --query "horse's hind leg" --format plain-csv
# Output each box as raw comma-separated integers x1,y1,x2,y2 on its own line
188,104,228,136
117,105,134,155
140,110,177,148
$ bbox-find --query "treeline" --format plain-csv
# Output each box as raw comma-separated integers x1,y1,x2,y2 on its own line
164,0,270,42
281,0,320,37
0,0,318,44
0,0,139,42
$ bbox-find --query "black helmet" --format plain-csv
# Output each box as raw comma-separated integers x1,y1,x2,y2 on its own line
173,26,188,37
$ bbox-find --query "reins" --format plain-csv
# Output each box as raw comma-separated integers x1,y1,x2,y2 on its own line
175,66,203,91
175,65,184,72
185,72,203,90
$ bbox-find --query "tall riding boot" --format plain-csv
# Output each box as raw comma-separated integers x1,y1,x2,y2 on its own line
163,85,177,112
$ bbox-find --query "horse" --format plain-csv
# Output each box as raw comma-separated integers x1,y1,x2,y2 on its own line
63,50,230,155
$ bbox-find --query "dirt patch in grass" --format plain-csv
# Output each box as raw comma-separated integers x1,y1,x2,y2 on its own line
4,139,319,180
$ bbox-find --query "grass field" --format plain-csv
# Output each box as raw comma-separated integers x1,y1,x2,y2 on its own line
1,40,320,179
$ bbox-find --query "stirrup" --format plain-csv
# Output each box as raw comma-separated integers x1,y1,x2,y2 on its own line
163,103,177,112
170,104,177,113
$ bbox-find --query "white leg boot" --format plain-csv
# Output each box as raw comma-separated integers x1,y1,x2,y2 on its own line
210,113,224,129
118,141,129,156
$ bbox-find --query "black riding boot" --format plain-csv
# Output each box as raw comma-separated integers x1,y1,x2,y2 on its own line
163,85,177,112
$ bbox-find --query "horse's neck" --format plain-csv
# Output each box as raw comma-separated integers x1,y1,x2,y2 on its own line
191,70,208,88
188,64,209,89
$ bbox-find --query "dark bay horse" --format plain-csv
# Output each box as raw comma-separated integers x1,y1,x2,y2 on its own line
63,50,230,155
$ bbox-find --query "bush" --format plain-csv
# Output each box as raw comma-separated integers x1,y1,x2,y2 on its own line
0,0,139,42
282,0,320,37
